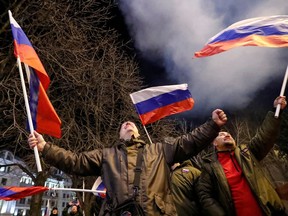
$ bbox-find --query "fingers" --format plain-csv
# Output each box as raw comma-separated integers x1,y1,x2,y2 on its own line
28,133,37,149
274,96,287,109
212,109,227,119
218,110,227,122
212,109,228,127
28,131,46,151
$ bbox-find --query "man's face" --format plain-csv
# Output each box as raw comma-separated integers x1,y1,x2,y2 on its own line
119,121,140,140
213,131,236,151
71,205,78,213
52,209,58,214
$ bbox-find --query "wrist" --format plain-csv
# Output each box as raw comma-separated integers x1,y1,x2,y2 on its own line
38,141,46,152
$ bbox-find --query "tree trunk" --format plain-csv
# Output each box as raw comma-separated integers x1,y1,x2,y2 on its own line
30,171,48,216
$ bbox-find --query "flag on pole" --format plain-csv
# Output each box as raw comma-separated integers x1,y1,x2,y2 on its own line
0,186,49,201
194,15,288,58
91,177,106,198
9,11,62,138
130,83,194,125
44,199,50,216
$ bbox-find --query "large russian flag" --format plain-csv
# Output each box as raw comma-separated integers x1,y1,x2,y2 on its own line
130,84,194,125
194,15,288,58
0,186,48,201
9,11,62,138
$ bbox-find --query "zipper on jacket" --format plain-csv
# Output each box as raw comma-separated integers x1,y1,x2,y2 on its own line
229,152,240,172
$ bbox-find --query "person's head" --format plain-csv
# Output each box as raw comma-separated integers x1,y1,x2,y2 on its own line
51,207,58,214
119,121,140,140
213,131,236,151
71,205,78,213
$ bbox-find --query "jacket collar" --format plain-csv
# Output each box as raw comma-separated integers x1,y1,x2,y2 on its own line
202,148,236,162
117,136,146,149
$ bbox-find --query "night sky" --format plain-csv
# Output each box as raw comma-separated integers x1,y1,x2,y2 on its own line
116,0,288,122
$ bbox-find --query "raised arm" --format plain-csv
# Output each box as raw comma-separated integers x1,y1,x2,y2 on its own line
165,109,227,164
249,96,287,160
28,131,102,176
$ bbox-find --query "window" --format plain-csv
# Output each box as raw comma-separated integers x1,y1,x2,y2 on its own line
1,178,7,186
6,153,12,160
19,198,26,204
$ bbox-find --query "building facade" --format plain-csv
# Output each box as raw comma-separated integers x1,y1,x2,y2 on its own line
0,150,75,216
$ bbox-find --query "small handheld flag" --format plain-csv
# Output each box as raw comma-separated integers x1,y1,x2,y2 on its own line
130,83,194,125
194,15,288,58
91,177,106,198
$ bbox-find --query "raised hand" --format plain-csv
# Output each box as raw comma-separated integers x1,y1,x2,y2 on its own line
28,131,46,152
212,109,227,127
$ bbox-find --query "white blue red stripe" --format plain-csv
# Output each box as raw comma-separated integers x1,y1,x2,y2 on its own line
9,11,62,138
194,15,288,58
9,11,50,89
130,84,194,125
0,186,48,201
92,177,106,198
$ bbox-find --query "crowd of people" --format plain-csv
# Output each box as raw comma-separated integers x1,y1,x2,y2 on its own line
49,202,83,216
29,96,287,216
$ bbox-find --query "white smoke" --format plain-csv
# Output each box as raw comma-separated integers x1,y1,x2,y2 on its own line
118,0,288,117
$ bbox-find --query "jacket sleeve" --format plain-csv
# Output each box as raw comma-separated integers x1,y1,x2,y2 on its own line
196,170,226,216
171,162,202,215
249,111,281,161
164,119,220,164
42,143,102,176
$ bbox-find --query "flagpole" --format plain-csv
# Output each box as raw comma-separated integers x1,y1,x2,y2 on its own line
143,126,153,144
49,187,106,194
17,57,42,172
275,65,288,118
82,178,85,216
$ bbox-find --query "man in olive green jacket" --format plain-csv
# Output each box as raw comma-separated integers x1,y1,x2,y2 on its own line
171,159,202,216
28,109,227,216
196,96,287,216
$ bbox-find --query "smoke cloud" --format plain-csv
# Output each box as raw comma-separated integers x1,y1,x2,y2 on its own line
118,0,288,117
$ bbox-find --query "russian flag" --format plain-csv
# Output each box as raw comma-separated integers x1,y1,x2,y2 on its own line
194,15,288,58
9,11,62,138
91,177,106,198
130,84,194,125
0,186,48,201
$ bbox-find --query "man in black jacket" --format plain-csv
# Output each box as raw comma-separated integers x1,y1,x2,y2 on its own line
29,109,227,216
